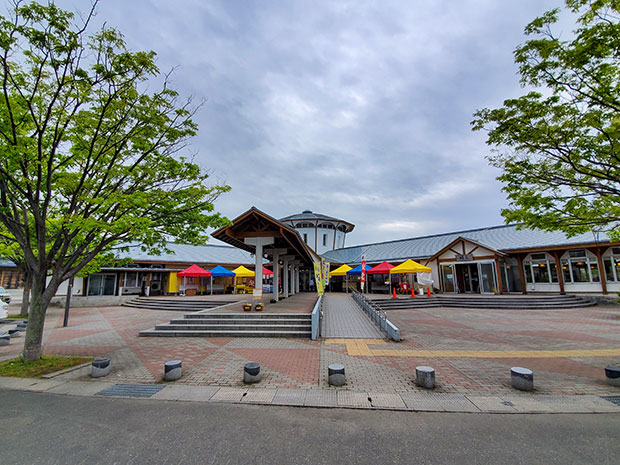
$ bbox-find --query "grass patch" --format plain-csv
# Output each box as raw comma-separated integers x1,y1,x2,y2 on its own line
5,314,27,319
0,355,93,378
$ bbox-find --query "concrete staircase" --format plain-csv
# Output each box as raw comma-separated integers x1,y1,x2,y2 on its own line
123,297,235,312
139,312,312,338
370,294,596,311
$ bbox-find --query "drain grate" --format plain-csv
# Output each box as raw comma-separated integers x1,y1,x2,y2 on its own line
95,384,164,398
601,396,620,406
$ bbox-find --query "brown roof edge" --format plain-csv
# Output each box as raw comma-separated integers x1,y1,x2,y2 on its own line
428,236,507,262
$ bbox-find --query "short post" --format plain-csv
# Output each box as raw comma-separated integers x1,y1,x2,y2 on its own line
511,367,534,391
415,366,435,389
0,334,10,346
328,363,345,386
91,358,111,378
244,362,262,384
164,360,182,381
604,365,620,387
8,328,20,338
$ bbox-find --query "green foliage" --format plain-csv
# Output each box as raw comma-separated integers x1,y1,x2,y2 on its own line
472,0,620,240
0,1,229,280
0,1,230,359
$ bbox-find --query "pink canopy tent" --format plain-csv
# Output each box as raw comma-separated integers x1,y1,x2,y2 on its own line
262,266,273,276
177,264,213,295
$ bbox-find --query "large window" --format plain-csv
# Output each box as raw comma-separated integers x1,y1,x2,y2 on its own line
603,247,620,282
523,253,558,284
561,249,600,283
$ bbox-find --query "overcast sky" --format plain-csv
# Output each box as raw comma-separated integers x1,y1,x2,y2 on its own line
58,0,560,246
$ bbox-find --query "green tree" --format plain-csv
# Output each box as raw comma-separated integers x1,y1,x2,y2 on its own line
472,0,620,239
0,1,230,360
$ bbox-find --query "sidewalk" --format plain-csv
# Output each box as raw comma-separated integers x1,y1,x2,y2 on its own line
1,374,619,413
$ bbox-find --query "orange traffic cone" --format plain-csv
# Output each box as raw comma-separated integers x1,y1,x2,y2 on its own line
411,288,416,298
392,288,397,299
427,287,432,297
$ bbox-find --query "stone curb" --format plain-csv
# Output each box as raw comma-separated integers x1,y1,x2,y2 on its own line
1,376,619,414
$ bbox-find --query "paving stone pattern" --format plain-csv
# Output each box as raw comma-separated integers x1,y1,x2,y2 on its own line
2,292,620,397
321,294,384,338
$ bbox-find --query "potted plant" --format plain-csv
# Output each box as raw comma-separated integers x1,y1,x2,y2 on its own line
243,303,252,312
255,302,264,312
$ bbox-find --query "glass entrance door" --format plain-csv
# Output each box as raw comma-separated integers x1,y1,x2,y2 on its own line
441,264,455,292
479,262,498,294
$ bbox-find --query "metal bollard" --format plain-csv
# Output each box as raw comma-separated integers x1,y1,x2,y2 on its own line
605,365,620,387
511,367,534,391
415,366,436,389
328,364,345,386
8,328,20,338
164,360,182,381
91,358,111,378
243,362,262,384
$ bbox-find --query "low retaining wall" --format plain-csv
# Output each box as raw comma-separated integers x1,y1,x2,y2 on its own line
49,295,136,308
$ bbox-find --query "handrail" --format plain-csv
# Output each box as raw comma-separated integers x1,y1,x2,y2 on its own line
352,291,400,341
311,295,322,340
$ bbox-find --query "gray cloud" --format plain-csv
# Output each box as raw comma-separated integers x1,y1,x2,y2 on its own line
57,0,559,245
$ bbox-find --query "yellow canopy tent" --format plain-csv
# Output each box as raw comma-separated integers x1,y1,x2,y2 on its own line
389,259,431,274
232,266,255,277
232,265,255,294
329,264,353,293
329,264,352,276
389,259,432,295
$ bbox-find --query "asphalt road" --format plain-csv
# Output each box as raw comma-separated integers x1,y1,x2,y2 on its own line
1,389,619,465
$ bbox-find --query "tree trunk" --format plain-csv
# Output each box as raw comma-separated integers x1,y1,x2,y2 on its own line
20,272,32,317
22,274,54,361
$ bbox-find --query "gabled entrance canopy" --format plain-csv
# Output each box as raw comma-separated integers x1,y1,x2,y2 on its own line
212,207,319,301
212,207,318,265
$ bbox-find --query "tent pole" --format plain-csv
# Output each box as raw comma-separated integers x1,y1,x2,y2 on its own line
210,275,213,295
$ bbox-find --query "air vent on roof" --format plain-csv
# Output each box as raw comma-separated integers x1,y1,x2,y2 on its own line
302,210,312,214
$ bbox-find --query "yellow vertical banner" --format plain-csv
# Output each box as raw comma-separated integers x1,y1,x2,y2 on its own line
313,262,324,296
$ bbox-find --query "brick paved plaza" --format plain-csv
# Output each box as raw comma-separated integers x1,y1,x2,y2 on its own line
1,293,620,396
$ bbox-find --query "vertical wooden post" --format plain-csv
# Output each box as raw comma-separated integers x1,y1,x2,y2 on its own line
517,255,527,294
595,247,608,294
494,258,503,295
554,251,565,295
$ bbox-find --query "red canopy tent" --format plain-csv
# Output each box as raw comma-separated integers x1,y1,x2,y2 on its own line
262,266,273,276
177,264,212,295
177,264,212,277
367,261,395,294
367,261,394,274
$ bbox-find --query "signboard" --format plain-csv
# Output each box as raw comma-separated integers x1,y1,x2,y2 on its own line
361,255,366,292
313,262,324,296
323,261,330,289
253,289,263,298
455,253,474,261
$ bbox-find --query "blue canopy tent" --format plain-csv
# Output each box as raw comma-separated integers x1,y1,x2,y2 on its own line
346,264,364,275
208,265,235,295
346,263,368,293
209,265,235,276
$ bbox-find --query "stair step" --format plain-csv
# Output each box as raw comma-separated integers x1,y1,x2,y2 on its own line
155,324,311,331
170,318,311,325
139,329,311,338
184,313,311,320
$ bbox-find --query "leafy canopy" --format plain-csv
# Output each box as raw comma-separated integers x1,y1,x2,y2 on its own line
0,1,230,287
472,0,620,240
